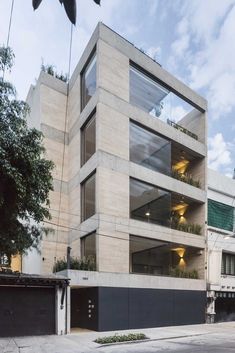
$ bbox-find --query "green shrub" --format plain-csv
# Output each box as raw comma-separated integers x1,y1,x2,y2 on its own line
53,256,96,272
174,222,202,235
172,169,201,188
169,267,198,279
94,333,147,344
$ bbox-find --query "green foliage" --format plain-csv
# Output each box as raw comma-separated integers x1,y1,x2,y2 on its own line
169,267,198,279
0,47,14,72
94,333,147,344
171,214,202,235
172,169,201,188
0,47,54,263
41,63,68,83
53,256,96,273
174,222,202,235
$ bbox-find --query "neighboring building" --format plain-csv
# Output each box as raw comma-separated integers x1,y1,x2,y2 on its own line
0,272,69,337
25,23,207,331
207,169,235,323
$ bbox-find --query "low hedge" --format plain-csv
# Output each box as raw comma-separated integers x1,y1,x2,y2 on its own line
94,333,148,344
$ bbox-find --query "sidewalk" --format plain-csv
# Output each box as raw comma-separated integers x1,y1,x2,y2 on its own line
66,322,233,351
1,322,235,353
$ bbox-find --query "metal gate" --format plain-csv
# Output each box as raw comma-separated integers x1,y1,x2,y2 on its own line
0,286,55,337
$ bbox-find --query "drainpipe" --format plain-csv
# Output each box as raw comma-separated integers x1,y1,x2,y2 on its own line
67,246,71,270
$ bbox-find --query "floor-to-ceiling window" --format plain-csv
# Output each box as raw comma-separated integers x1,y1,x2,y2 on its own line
130,178,171,226
130,121,171,175
81,173,95,221
81,114,96,166
81,53,96,110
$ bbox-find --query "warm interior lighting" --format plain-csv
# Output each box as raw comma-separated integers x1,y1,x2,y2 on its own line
171,247,186,267
172,203,188,216
179,215,186,224
173,159,189,174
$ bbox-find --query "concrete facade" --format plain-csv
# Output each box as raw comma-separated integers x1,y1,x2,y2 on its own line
25,23,208,330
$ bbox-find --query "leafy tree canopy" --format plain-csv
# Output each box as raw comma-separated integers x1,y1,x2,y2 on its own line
32,0,101,25
0,47,54,264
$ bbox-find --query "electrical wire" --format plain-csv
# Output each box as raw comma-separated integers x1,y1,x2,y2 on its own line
54,23,73,268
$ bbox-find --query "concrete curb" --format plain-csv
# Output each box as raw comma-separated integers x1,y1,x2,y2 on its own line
95,332,210,348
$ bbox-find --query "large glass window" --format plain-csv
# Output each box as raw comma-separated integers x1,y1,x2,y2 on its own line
130,121,171,175
81,232,96,262
81,114,96,165
81,174,95,221
81,53,96,110
222,253,235,276
130,235,201,277
130,178,171,226
130,65,197,123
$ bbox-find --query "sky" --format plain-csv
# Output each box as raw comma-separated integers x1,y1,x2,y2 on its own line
0,0,235,177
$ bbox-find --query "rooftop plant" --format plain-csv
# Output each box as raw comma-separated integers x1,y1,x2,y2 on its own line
41,63,68,83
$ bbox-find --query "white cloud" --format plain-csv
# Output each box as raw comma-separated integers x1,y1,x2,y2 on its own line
146,46,161,61
148,0,159,17
169,1,235,121
208,133,232,171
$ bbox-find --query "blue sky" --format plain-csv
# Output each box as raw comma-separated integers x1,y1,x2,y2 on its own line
0,0,235,176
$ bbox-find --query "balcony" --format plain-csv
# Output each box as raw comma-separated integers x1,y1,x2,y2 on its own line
130,178,204,235
129,65,203,142
130,121,204,190
130,235,204,279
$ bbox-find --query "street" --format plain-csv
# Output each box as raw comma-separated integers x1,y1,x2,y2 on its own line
1,323,235,353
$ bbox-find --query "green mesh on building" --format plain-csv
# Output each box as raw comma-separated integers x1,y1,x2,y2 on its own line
208,199,234,232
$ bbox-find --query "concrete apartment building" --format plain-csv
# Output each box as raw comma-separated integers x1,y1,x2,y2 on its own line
25,23,208,331
207,169,235,323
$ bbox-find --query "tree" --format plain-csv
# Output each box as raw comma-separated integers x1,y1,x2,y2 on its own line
32,0,101,25
0,47,54,264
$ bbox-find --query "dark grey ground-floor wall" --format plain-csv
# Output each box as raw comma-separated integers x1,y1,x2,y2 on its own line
71,287,206,331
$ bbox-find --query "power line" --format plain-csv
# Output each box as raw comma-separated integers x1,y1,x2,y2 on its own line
54,23,74,265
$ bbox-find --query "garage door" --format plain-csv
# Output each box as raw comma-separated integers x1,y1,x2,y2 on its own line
0,286,55,337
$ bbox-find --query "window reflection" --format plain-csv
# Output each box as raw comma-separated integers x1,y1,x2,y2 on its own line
81,54,96,110
130,122,171,175
130,66,196,123
81,233,96,264
130,178,171,226
81,114,96,166
81,174,95,221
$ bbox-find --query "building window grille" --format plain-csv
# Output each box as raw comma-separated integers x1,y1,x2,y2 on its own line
222,253,235,276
